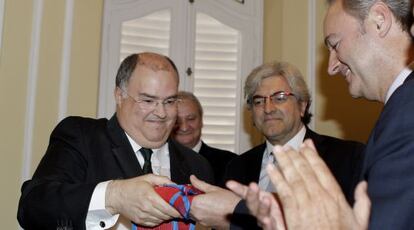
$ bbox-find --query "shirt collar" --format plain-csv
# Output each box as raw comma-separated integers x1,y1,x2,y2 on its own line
124,132,163,154
264,125,306,158
385,65,413,103
192,140,203,153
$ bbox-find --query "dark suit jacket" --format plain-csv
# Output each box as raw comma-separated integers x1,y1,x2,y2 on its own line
17,115,214,230
198,142,236,187
362,72,414,230
227,128,364,230
225,128,364,203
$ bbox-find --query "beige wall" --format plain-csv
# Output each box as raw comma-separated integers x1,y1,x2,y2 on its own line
0,0,102,229
1,0,381,229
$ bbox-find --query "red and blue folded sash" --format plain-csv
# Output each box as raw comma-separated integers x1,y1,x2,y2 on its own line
133,184,203,230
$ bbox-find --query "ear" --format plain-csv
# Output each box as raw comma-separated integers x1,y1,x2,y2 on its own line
300,101,308,117
368,2,392,37
114,87,123,106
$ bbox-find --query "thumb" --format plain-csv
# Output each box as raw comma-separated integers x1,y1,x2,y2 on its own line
353,181,371,229
190,175,217,192
226,180,248,199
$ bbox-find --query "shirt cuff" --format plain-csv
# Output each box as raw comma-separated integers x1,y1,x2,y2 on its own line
86,181,119,229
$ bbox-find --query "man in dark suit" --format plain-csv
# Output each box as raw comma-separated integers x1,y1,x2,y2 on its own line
189,61,364,229
17,52,213,230
225,61,364,204
226,1,414,229
171,91,236,187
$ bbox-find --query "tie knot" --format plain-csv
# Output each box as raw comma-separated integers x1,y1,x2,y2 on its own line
140,148,153,161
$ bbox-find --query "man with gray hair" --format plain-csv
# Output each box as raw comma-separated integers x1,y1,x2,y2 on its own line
171,91,236,187
228,0,414,229
188,61,364,230
225,61,364,202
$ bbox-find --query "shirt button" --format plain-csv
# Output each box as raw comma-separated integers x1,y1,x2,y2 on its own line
99,221,106,228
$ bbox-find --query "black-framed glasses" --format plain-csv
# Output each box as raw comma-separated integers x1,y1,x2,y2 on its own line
120,88,179,111
249,91,296,107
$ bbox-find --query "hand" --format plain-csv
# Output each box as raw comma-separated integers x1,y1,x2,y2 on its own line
105,174,181,227
189,175,241,229
268,139,371,230
226,180,286,230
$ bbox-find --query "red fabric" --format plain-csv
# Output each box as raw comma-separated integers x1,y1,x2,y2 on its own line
136,184,203,230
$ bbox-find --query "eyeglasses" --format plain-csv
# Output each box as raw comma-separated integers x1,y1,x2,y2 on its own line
248,91,296,107
121,88,179,111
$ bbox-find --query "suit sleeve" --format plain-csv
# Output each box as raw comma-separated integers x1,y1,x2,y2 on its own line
229,200,262,230
17,117,97,230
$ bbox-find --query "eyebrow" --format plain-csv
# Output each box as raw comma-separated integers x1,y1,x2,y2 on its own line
253,90,285,98
138,93,178,100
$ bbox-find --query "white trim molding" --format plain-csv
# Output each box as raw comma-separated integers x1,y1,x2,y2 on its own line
58,0,74,121
0,0,5,51
22,0,44,182
308,0,316,129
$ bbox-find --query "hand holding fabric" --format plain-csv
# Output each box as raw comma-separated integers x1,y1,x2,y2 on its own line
189,175,241,229
105,174,181,227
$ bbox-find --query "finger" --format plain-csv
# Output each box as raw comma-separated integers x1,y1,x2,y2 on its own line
267,194,286,230
272,146,309,206
190,175,218,193
266,163,296,212
142,183,181,219
255,193,271,222
244,183,261,215
285,143,325,198
301,139,343,196
226,180,249,199
353,181,371,229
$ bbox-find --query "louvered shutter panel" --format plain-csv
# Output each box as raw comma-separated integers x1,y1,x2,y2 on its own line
193,13,239,152
120,10,171,61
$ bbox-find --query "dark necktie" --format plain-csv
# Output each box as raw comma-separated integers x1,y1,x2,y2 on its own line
139,147,153,174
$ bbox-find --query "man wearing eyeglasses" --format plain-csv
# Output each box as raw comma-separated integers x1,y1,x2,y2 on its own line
187,61,365,229
17,52,214,230
221,61,365,228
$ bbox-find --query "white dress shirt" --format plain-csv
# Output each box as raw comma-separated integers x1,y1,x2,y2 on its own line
85,133,171,229
258,126,306,192
385,66,412,104
192,140,203,153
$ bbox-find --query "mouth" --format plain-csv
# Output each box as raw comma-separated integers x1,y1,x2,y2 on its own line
264,117,282,122
176,131,192,135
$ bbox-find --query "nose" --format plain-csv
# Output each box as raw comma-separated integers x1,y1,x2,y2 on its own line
179,120,189,131
327,50,340,76
153,102,167,118
263,98,276,114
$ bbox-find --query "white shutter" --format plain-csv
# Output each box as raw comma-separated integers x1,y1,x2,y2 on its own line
120,10,171,61
100,0,263,153
193,12,239,152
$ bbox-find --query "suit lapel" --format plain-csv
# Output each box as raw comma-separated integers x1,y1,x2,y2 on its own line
169,139,191,184
246,143,266,183
107,114,142,178
304,127,327,157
